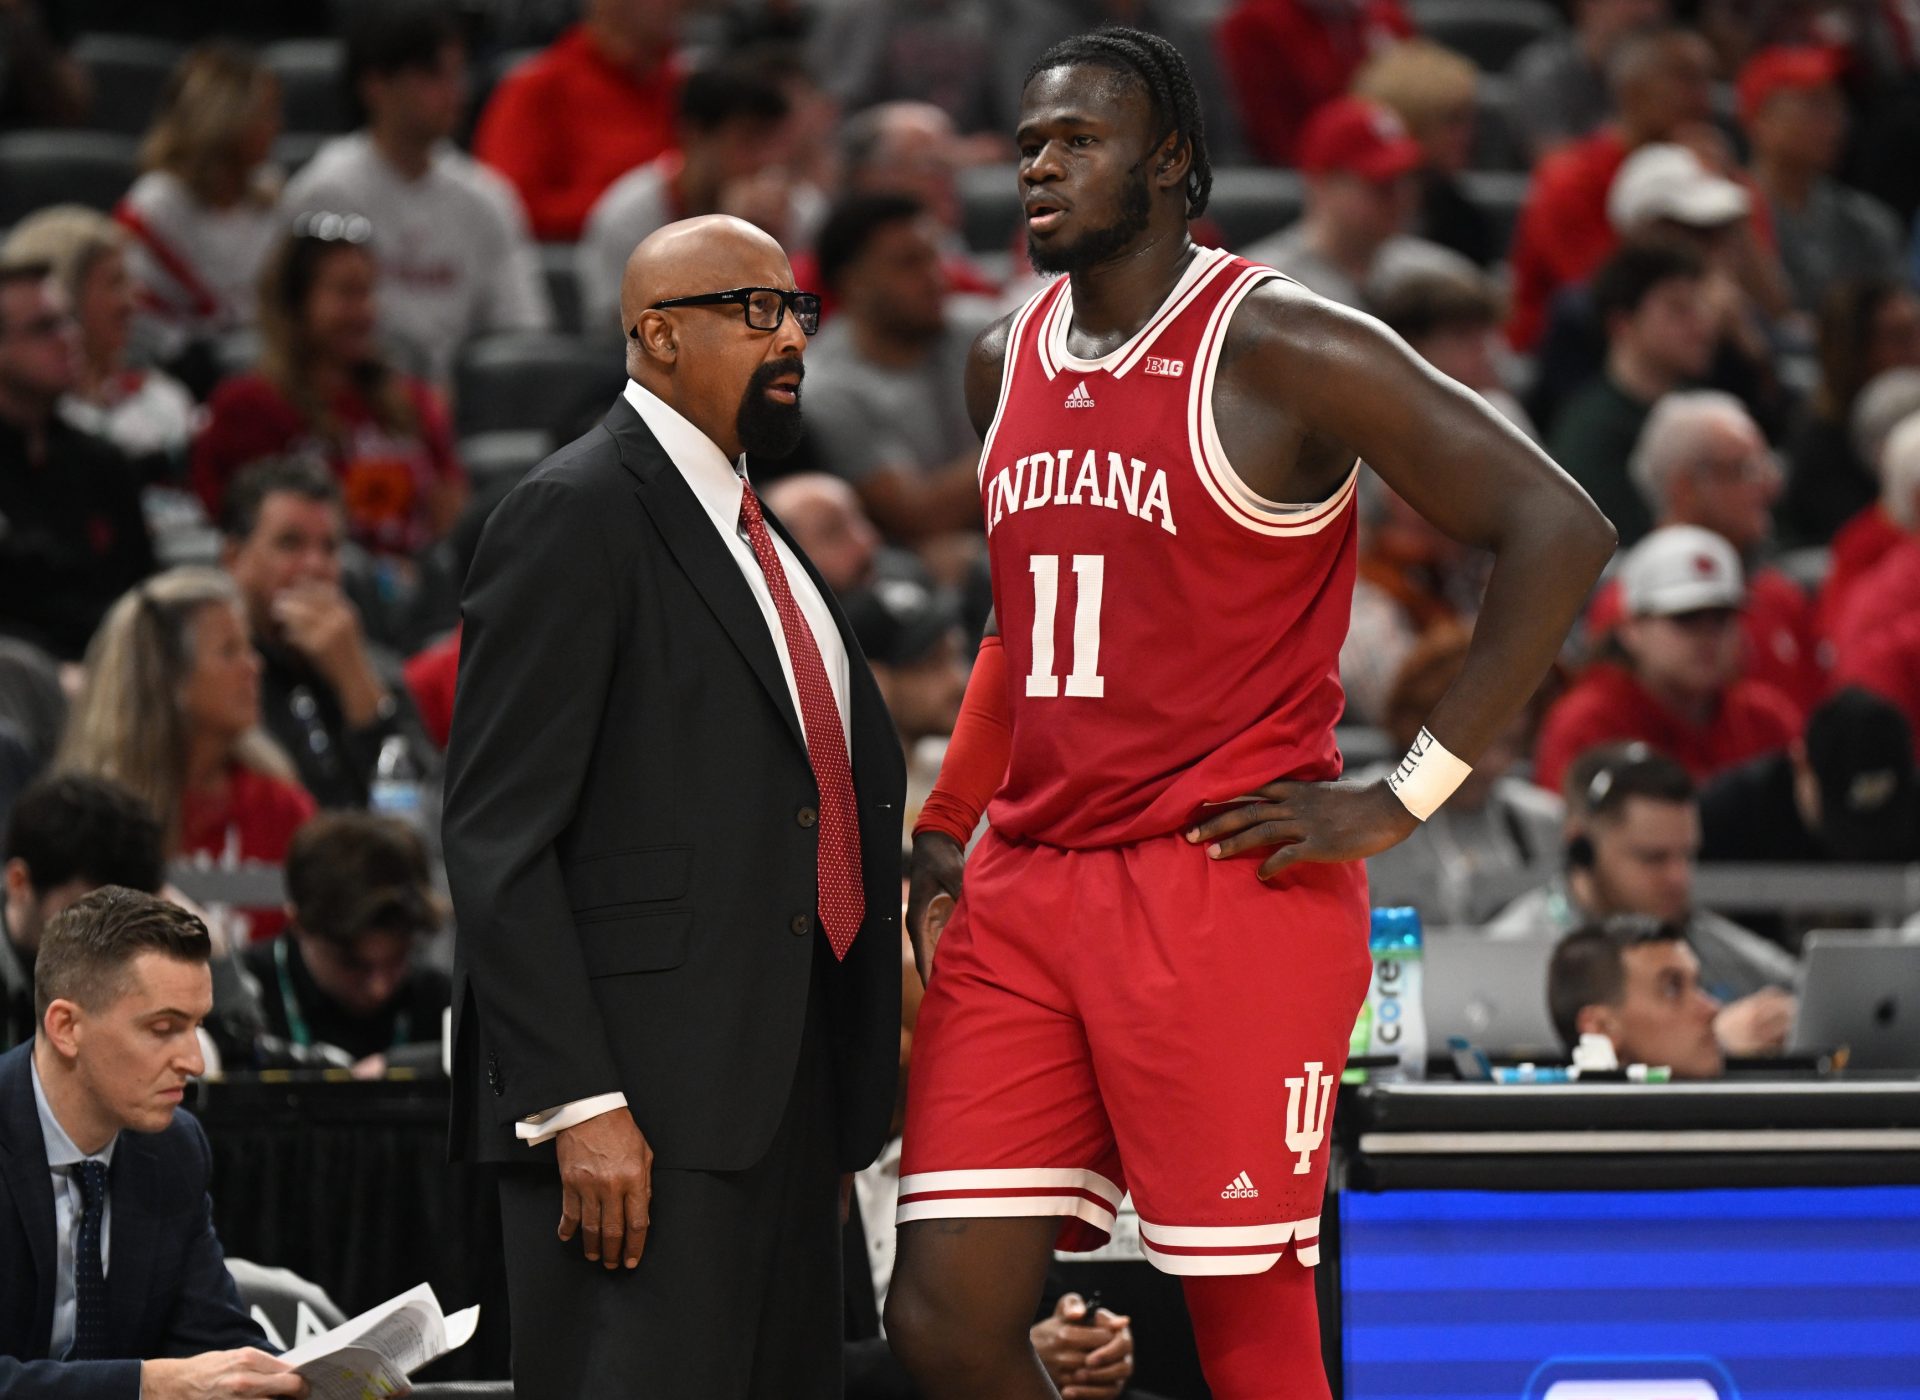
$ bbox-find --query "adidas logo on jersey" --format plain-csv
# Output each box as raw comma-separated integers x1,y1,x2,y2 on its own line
1220,1171,1260,1200
1064,380,1096,408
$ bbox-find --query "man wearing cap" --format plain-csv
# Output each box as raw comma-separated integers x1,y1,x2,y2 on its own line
1534,525,1801,794
1580,392,1823,715
1741,45,1904,313
1530,137,1794,441
241,811,451,1075
1242,96,1477,313
1506,26,1718,349
1702,688,1919,867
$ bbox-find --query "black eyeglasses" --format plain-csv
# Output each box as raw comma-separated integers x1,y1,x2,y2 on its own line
640,286,821,337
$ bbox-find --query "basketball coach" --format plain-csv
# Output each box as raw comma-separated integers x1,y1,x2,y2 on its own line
443,215,906,1399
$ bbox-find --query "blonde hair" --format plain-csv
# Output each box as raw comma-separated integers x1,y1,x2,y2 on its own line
56,568,295,852
1355,39,1479,141
141,43,280,207
0,205,128,311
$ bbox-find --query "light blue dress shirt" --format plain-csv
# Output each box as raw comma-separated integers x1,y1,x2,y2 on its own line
29,1055,117,1360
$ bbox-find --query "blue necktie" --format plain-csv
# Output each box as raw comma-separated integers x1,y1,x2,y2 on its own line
71,1159,108,1360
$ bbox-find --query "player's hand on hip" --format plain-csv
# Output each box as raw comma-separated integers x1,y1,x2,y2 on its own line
907,830,966,983
556,1108,654,1270
1186,779,1419,880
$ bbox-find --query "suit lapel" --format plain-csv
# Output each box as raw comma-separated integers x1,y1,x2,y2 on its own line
0,1047,59,1358
605,403,808,755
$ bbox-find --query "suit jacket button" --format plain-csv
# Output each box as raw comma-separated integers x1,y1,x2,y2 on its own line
791,913,811,936
796,806,817,828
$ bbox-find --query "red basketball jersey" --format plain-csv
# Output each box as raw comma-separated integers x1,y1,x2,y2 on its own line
981,247,1359,848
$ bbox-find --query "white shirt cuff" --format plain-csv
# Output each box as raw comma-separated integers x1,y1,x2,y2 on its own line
514,1092,628,1145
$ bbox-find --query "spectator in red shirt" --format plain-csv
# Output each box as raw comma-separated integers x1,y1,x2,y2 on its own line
1832,412,1920,661
1583,392,1824,715
192,217,467,562
54,568,315,942
1814,367,1920,635
403,626,459,751
1536,525,1802,793
472,0,684,241
1218,0,1413,168
1507,26,1716,350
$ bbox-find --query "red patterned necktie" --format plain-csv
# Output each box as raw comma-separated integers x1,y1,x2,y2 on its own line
737,481,865,959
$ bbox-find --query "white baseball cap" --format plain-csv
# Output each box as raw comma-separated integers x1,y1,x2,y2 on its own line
1608,144,1751,233
1620,525,1746,616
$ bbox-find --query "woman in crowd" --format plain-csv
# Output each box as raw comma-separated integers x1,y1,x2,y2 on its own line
0,205,197,484
1778,277,1920,545
55,568,315,941
191,216,467,562
117,43,284,380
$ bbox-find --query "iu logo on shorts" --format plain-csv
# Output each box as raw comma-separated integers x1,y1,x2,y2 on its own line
1284,1062,1335,1174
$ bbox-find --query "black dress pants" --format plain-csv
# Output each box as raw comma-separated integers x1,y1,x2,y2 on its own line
498,949,841,1399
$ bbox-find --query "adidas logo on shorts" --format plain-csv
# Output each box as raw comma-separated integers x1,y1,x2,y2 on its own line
1064,380,1096,408
1219,1171,1260,1200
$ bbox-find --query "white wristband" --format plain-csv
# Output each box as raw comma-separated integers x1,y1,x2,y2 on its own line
1386,727,1472,821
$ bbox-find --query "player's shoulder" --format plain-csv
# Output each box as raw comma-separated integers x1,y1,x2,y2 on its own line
1219,269,1395,380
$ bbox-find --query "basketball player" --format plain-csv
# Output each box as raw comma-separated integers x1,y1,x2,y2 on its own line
885,28,1617,1400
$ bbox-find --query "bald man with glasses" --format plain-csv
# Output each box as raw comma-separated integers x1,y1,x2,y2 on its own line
443,215,905,1400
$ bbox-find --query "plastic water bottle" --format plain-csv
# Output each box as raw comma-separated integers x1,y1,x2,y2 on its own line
1352,907,1427,1082
369,735,425,830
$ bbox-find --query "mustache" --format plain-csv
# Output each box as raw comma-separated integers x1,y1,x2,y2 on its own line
750,356,806,393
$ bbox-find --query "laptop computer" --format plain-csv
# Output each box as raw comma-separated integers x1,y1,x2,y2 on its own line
1423,929,1562,1056
1789,932,1920,1070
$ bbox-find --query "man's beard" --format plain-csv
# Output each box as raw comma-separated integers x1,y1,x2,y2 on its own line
1027,166,1154,276
737,356,806,458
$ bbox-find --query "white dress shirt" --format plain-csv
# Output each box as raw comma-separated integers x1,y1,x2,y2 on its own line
31,1055,117,1360
516,379,852,1146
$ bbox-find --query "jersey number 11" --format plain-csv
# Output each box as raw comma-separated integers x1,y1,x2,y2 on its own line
1026,554,1105,699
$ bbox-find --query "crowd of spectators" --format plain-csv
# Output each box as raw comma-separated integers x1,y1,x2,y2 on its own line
2,0,1920,1378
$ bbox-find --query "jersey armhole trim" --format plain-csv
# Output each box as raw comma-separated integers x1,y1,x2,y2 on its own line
975,281,1063,488
1187,266,1360,538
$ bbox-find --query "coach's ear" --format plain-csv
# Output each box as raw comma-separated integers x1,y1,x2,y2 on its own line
630,309,679,366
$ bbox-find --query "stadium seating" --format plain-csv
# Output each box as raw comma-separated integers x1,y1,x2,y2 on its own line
1410,0,1564,73
458,430,555,490
538,243,582,335
0,131,140,226
1206,166,1308,248
262,38,350,134
453,334,626,440
1459,170,1529,257
74,32,185,137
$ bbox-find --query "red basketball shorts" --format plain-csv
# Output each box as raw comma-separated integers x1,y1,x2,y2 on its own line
898,826,1370,1276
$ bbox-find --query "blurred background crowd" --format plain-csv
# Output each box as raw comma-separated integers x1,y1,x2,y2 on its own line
0,0,1917,1200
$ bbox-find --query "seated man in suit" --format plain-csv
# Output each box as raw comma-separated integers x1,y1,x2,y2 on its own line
0,886,305,1398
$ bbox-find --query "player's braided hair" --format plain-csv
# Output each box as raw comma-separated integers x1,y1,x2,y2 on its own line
1025,26,1213,220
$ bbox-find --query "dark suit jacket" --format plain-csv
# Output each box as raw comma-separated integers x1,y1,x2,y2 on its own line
444,396,906,1171
0,1043,268,1399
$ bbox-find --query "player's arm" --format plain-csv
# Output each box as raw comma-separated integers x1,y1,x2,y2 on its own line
1192,285,1616,877
904,313,1015,979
